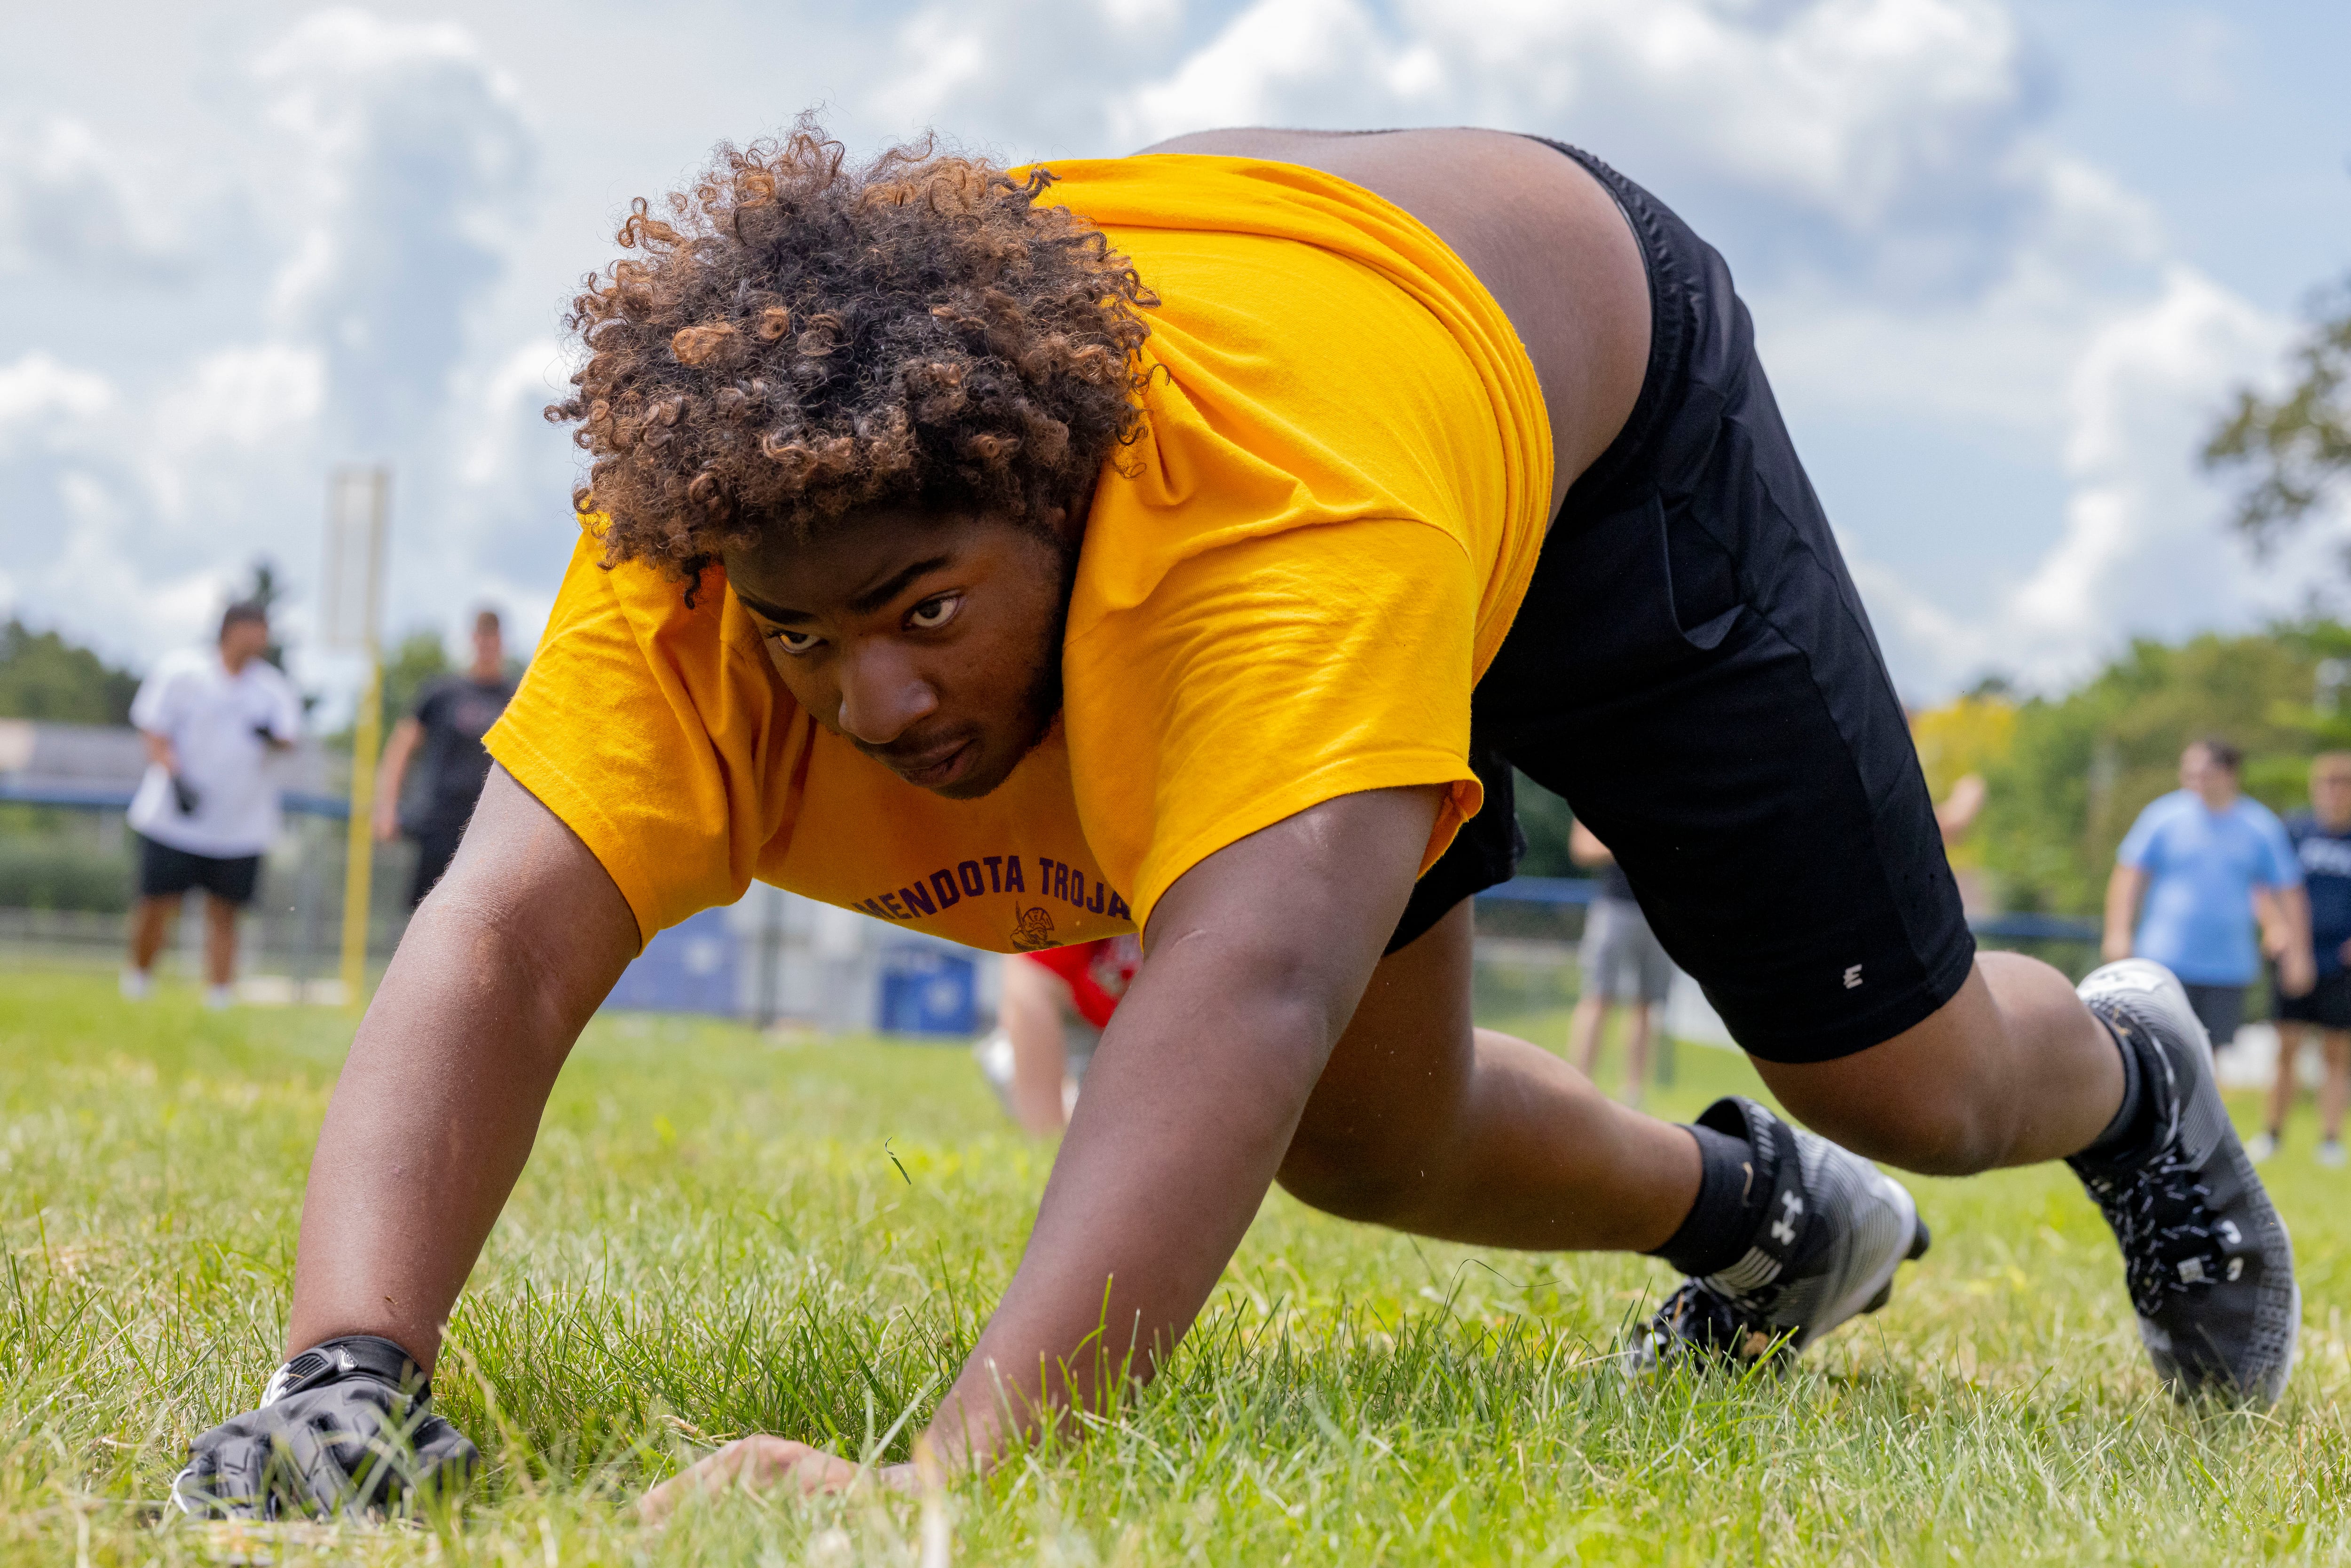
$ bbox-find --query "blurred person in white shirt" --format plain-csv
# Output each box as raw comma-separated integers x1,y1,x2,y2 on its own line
121,602,301,1006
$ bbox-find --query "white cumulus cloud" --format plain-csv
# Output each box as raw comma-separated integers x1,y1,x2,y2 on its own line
0,0,2333,713
0,118,189,281
1852,266,2324,692
0,11,557,674
0,352,114,433
256,9,536,457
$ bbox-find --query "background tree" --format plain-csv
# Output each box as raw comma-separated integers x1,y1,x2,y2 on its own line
239,556,292,670
0,620,140,725
1977,625,2347,914
1513,771,1579,879
0,620,141,910
2207,279,2351,552
375,629,452,739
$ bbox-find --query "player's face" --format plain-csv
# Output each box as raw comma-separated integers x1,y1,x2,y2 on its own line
2181,744,2236,804
219,618,268,667
723,507,1075,800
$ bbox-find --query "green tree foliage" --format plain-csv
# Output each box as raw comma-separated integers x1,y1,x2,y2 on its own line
239,556,291,669
2207,280,2351,549
1979,624,2351,914
0,619,140,725
1513,770,1579,878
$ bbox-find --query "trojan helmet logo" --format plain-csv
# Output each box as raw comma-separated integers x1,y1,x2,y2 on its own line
1009,906,1056,952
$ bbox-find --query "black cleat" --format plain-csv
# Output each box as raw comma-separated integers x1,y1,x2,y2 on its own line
2071,960,2298,1405
1629,1097,1928,1373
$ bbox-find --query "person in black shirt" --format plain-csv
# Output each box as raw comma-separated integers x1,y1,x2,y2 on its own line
373,609,517,907
2255,751,2351,1166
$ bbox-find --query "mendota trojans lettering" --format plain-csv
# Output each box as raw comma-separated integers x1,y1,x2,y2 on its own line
845,851,1133,936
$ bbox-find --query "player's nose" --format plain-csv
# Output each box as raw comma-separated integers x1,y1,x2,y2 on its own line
834,644,938,745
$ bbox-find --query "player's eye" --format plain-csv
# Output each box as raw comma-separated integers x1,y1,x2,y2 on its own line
767,627,821,655
907,594,961,632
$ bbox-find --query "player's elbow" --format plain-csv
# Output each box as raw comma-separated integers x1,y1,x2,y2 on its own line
1155,919,1365,1056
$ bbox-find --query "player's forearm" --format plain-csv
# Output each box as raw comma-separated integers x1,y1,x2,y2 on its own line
2101,866,2143,958
286,772,639,1367
921,787,1435,1470
923,940,1335,1465
287,914,567,1364
373,722,420,812
2279,886,2317,993
2285,886,2313,952
1568,819,1614,867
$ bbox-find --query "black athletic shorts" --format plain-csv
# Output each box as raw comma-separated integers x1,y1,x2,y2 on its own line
1389,141,1975,1064
135,833,262,905
2182,983,2247,1049
2275,968,2351,1031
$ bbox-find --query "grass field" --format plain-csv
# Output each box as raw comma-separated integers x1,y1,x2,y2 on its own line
8,969,2351,1564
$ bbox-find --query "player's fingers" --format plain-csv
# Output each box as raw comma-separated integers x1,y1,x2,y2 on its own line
276,1413,354,1518
638,1436,851,1524
170,1446,225,1517
203,1434,273,1519
412,1417,482,1490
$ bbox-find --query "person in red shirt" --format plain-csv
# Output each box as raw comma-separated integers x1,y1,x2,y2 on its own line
978,936,1143,1135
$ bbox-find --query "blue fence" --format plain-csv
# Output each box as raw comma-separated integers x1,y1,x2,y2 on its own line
878,945,979,1035
605,906,741,1016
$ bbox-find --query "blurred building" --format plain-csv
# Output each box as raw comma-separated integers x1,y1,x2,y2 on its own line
0,717,338,812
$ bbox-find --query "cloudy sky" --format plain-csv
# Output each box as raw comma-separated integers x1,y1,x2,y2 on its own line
3,0,2346,709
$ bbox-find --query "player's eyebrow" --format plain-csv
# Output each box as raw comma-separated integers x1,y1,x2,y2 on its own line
731,588,806,623
734,556,955,623
846,556,954,615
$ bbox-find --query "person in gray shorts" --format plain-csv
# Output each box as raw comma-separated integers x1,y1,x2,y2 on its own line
1569,820,1674,1107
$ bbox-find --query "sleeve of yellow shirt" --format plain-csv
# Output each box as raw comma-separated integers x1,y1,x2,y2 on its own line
484,536,806,945
1063,513,1486,938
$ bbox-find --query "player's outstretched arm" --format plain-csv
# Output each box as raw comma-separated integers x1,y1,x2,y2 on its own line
177,767,640,1519
288,766,640,1363
640,784,1441,1515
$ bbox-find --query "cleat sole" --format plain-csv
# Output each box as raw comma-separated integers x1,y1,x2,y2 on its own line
1908,1217,1932,1261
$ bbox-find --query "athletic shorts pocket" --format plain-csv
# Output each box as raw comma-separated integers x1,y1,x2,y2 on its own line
1478,494,1743,734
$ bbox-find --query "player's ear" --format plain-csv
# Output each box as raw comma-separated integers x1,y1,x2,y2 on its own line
1044,487,1092,548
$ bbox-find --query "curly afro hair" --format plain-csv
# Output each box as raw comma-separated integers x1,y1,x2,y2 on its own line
547,120,1158,588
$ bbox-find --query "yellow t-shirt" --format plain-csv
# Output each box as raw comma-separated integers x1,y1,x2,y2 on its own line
486,154,1553,953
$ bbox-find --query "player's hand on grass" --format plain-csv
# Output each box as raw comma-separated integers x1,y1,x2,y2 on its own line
637,1438,878,1522
172,1336,477,1521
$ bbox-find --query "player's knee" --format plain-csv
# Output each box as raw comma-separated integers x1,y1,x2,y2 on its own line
1274,1125,1425,1225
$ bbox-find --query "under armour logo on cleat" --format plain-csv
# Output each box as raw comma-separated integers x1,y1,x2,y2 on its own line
2217,1220,2242,1247
1769,1190,1805,1246
1842,964,1864,990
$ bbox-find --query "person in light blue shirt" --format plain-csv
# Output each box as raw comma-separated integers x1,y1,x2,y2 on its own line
2105,738,2314,1049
